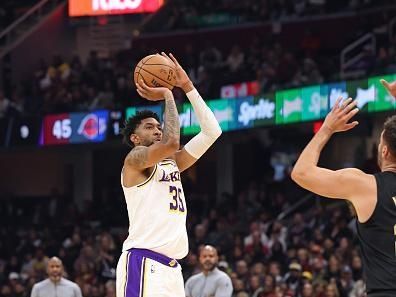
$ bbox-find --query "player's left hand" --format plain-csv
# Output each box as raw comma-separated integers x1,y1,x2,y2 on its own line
136,79,171,101
380,79,396,98
161,52,192,89
322,97,359,133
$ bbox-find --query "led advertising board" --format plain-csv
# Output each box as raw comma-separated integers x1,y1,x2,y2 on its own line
69,0,164,17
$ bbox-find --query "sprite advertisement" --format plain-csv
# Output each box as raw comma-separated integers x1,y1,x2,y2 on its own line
126,73,396,136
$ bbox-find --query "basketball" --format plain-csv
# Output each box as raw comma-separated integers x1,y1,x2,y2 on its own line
134,54,177,90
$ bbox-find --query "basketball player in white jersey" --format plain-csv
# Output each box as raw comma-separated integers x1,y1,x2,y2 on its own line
116,52,222,297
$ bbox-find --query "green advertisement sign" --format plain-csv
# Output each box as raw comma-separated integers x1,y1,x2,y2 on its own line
368,74,396,112
125,105,163,120
178,99,236,135
276,88,302,124
301,85,329,121
126,73,396,135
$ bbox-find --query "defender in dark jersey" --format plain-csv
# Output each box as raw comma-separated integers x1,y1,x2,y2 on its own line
291,93,396,296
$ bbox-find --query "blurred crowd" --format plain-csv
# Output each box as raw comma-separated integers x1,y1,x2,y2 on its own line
159,0,394,31
0,37,327,117
0,0,395,119
0,163,372,297
1,34,395,119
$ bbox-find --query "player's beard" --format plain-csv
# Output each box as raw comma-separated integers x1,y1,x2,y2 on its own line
143,137,161,146
142,139,155,146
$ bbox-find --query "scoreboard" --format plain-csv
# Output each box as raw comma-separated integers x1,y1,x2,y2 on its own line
108,110,124,139
0,110,124,148
41,110,111,145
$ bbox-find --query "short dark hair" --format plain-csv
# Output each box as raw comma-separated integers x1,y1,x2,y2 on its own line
121,110,160,147
383,115,396,158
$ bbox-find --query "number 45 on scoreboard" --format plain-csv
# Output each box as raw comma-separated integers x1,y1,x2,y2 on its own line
42,113,71,145
53,119,72,140
40,111,109,146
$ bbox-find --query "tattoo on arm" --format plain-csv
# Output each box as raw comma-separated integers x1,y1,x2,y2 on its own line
163,94,180,142
127,146,148,168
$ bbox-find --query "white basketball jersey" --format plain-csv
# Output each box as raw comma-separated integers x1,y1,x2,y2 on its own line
121,158,188,259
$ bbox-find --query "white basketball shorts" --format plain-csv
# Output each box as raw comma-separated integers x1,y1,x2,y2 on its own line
116,248,185,297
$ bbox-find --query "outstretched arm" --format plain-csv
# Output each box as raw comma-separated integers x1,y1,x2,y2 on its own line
380,79,396,99
162,52,222,172
291,97,372,201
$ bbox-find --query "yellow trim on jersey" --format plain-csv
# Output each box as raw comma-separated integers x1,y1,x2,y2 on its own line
159,158,178,168
163,158,176,162
161,158,176,165
159,162,176,167
137,165,157,188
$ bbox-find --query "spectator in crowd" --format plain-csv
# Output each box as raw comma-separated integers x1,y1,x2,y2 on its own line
200,42,223,72
225,45,245,74
185,245,233,297
301,282,315,297
31,257,82,297
283,262,303,294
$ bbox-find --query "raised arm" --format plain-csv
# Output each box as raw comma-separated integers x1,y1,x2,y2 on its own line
291,97,374,202
125,82,180,170
161,52,222,172
380,79,396,99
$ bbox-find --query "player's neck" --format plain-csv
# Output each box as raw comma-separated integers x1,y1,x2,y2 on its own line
380,163,396,173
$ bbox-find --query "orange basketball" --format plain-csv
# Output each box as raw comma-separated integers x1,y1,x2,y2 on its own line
134,54,177,90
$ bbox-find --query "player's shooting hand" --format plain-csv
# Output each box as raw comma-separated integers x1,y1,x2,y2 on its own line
322,97,359,133
136,79,172,101
380,79,396,99
161,52,192,91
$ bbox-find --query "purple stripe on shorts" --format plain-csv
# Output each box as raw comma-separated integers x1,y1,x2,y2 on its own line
125,252,144,297
129,248,179,268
